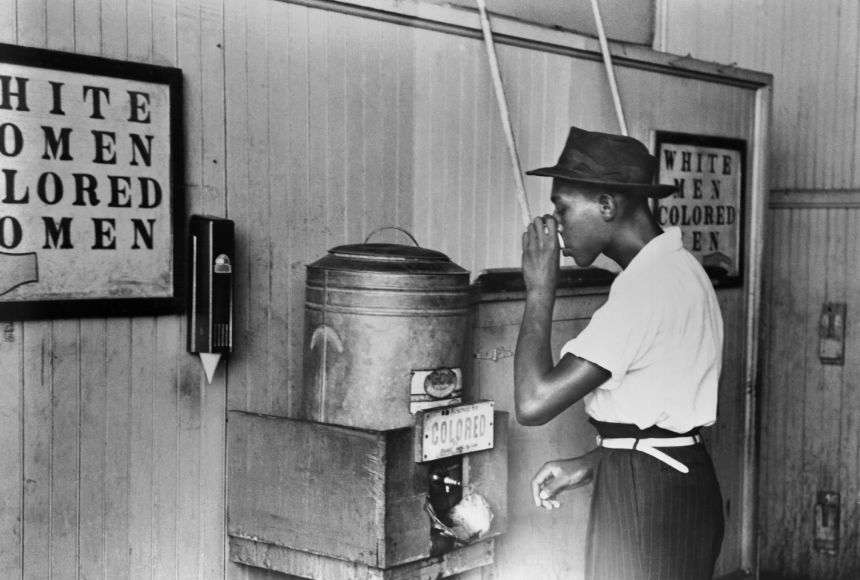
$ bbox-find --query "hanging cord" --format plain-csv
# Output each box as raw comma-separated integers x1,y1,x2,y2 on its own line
589,0,628,136
475,0,532,228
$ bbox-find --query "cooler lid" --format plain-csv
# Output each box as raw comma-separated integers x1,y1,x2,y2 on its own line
329,242,449,262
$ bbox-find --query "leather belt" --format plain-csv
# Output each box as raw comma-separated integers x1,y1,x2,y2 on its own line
596,434,702,474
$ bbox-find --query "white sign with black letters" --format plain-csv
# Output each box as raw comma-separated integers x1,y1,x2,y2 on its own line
0,44,182,318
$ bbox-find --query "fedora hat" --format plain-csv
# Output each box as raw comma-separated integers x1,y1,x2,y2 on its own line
526,126,677,198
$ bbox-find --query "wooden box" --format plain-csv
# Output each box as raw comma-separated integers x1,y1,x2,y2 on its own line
227,410,508,578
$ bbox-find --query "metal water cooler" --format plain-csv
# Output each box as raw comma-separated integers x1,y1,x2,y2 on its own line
227,231,508,579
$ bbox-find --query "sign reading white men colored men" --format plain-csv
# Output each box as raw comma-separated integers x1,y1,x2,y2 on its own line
0,44,182,319
654,132,745,287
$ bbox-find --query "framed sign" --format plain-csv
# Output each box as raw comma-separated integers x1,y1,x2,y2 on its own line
0,43,183,319
653,131,746,288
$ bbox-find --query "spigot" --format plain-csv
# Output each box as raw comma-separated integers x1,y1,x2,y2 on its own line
431,473,462,494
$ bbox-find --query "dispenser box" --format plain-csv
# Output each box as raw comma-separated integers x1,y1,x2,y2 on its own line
187,215,234,354
227,410,508,578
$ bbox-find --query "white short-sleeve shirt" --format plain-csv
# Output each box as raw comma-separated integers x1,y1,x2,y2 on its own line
560,227,723,433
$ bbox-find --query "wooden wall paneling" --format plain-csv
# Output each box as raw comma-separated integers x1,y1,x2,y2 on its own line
22,322,51,580
439,34,463,262
176,1,209,577
470,38,488,271
393,23,415,238
782,0,803,191
129,319,157,580
376,19,401,234
755,208,774,570
812,208,848,579
0,322,23,579
835,1,859,189
147,3,180,558
303,3,333,417
759,208,791,571
152,317,180,579
534,52,573,219
16,0,45,48
199,0,230,563
72,0,99,56
319,10,349,248
838,209,860,575
853,2,860,188
78,319,107,579
127,0,153,63
65,0,112,565
104,319,132,579
152,0,178,67
191,0,230,575
0,0,15,42
362,18,391,236
494,44,522,264
799,209,827,580
266,0,297,417
712,289,746,575
224,0,252,413
343,16,367,244
200,0,228,216
50,320,80,580
242,0,274,415
414,28,444,256
46,0,74,51
784,208,812,577
451,43,476,272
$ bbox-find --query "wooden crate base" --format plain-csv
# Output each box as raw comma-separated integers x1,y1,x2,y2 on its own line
230,536,495,580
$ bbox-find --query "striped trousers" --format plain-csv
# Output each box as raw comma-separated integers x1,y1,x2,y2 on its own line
585,424,725,580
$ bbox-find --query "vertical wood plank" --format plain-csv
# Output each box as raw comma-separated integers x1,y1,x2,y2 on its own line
0,0,16,43
242,0,273,414
809,209,846,579
45,0,74,51
757,209,786,570
104,319,132,579
16,0,46,48
150,4,180,577
344,15,367,245
50,320,81,580
393,23,414,234
152,316,180,579
281,2,311,415
126,0,152,62
151,0,177,67
197,2,228,575
0,322,23,580
129,319,156,580
838,209,860,575
78,319,107,580
224,0,251,413
411,28,432,255
73,0,100,56
22,322,51,580
176,0,204,577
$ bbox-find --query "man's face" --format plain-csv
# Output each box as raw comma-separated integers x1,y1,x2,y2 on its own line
550,179,609,267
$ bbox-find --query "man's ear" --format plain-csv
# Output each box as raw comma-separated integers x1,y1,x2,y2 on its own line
596,193,617,221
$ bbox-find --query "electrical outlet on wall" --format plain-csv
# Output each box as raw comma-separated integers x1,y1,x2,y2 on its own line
819,302,846,365
814,491,840,554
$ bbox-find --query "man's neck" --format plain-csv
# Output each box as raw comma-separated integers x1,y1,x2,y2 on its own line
604,214,663,269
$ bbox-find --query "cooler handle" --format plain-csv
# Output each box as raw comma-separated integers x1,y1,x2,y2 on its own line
363,226,420,247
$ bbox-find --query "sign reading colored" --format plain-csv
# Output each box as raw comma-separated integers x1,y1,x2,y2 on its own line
415,401,495,462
